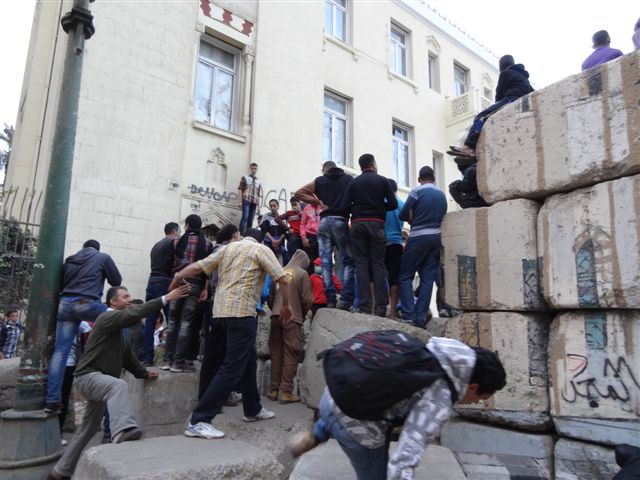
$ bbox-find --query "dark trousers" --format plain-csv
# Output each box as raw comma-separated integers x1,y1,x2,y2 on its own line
350,220,388,313
59,365,76,431
198,315,226,399
164,280,204,363
143,275,171,363
191,316,262,424
286,235,304,263
304,234,319,263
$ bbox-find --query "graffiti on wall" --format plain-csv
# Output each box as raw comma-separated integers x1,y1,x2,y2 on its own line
188,184,238,203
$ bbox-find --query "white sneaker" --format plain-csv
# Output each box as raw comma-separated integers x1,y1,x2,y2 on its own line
184,422,225,439
60,438,68,446
243,407,275,422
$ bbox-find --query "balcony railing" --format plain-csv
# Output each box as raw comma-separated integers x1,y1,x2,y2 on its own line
445,88,492,126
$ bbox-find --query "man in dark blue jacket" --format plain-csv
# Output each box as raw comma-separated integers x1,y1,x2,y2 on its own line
398,167,447,328
45,239,122,413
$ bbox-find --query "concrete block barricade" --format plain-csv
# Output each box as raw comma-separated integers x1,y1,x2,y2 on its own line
441,418,555,480
477,51,640,204
539,175,640,309
554,438,617,480
73,436,282,479
549,312,640,445
445,312,552,431
299,308,431,410
441,199,546,311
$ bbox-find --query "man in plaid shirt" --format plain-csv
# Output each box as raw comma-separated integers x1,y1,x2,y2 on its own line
237,163,263,235
0,310,25,359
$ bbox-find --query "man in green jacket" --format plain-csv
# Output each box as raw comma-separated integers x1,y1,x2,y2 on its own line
47,282,190,480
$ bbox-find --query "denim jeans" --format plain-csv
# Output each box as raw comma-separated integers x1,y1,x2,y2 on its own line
191,316,261,424
142,275,171,362
312,392,389,480
317,216,355,305
465,96,516,149
239,200,258,235
46,297,107,403
350,220,388,314
164,280,204,363
398,234,441,327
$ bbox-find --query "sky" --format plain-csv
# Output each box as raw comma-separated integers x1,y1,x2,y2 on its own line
0,0,638,132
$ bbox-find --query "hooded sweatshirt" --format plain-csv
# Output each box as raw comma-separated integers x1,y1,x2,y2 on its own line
61,247,122,299
494,63,534,102
325,336,476,480
271,250,313,324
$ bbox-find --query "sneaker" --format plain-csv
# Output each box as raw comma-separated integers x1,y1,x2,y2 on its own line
44,402,62,414
46,470,70,480
160,361,171,371
184,422,225,439
289,431,319,458
224,393,240,407
229,391,242,403
279,392,301,404
266,389,279,401
60,438,68,446
101,432,112,444
243,407,275,422
170,361,187,372
112,427,143,444
184,361,197,372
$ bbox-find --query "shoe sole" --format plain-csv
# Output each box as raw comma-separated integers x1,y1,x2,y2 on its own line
279,399,301,404
160,366,171,371
184,430,224,439
169,368,184,372
243,415,275,422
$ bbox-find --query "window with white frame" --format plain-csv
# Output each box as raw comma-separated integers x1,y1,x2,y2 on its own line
428,52,440,92
194,37,239,131
453,62,468,96
392,123,411,187
323,91,348,166
432,150,445,190
390,24,408,76
325,0,346,42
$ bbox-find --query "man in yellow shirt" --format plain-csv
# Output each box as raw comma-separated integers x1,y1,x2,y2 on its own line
171,228,292,439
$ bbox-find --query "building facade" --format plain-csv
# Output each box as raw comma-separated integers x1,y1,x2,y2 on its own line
7,0,498,296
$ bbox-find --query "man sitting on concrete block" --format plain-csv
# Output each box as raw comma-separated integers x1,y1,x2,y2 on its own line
289,332,506,480
47,283,190,480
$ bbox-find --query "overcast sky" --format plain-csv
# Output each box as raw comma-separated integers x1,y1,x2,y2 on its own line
1,1,638,131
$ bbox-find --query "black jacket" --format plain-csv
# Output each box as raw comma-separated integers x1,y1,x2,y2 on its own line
61,247,122,299
314,167,353,219
495,64,534,102
346,170,397,222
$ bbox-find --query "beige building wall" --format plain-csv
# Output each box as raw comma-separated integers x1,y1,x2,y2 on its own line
7,0,498,297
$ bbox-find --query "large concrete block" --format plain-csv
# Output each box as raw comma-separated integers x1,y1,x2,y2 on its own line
554,438,617,480
124,369,198,438
539,175,640,308
0,357,20,411
477,51,640,203
73,436,282,479
549,312,640,445
289,441,466,480
445,312,552,430
299,309,431,410
441,418,555,479
442,199,546,311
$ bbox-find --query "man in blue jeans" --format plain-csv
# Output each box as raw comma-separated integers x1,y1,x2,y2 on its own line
45,239,122,414
237,162,262,235
141,222,180,365
295,161,355,310
398,166,447,328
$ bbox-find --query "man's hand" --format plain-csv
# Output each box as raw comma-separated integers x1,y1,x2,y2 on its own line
147,371,159,380
302,238,310,248
166,281,191,301
199,289,208,303
280,305,293,323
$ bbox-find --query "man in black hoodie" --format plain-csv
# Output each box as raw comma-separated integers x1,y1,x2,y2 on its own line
296,161,356,310
45,240,122,414
449,55,534,158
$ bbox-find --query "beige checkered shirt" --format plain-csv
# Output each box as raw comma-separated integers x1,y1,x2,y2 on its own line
198,237,285,318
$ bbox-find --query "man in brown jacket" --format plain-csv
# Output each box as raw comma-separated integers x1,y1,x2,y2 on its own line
268,249,313,403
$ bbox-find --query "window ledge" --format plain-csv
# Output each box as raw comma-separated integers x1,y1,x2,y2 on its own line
323,34,358,61
192,121,246,143
388,70,419,94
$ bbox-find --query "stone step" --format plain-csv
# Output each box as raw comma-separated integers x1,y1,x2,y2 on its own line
73,435,282,479
445,312,552,431
554,438,617,480
289,440,466,480
441,199,546,311
477,51,640,204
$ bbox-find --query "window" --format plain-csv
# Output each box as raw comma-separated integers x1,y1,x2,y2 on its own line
428,52,440,92
323,92,348,166
392,123,410,187
453,63,468,96
432,150,445,190
483,87,493,102
390,25,407,76
325,0,346,42
194,38,239,131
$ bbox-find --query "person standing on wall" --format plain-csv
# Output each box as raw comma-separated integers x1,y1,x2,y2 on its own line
238,163,262,235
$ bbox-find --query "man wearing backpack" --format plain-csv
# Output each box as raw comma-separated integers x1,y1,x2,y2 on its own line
289,331,506,480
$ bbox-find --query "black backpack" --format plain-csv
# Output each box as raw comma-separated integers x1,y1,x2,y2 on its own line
319,330,458,420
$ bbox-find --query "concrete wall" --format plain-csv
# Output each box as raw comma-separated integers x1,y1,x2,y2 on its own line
441,199,545,311
548,311,640,445
539,175,640,309
445,312,552,431
554,438,617,480
477,51,640,204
